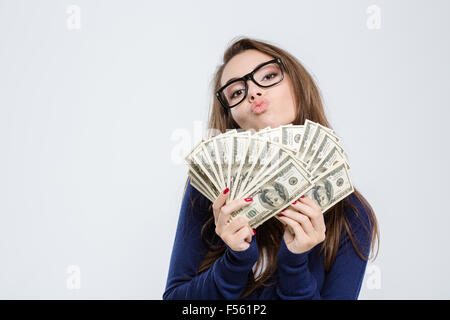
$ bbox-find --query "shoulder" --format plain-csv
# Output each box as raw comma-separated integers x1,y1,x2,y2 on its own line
340,192,377,256
343,192,374,232
179,178,213,230
182,177,213,212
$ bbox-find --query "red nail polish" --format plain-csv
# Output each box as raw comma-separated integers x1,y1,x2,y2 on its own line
292,201,297,205
300,195,305,199
252,229,256,235
244,197,253,202
223,188,229,194
281,209,286,213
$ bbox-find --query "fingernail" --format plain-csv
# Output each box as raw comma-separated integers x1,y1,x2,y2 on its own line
292,201,297,205
281,209,286,213
223,188,229,194
244,197,253,202
300,195,305,199
252,229,256,235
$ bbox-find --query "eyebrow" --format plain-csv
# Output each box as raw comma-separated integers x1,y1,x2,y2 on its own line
222,60,272,87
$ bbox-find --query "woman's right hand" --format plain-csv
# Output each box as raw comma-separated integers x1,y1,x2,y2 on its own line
212,187,255,252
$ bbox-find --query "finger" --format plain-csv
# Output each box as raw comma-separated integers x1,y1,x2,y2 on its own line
218,197,253,226
235,225,253,244
247,225,255,242
212,187,230,224
275,214,294,239
299,195,322,213
299,195,326,232
278,215,308,239
227,216,249,234
280,208,315,236
275,214,295,235
290,200,324,232
243,226,253,243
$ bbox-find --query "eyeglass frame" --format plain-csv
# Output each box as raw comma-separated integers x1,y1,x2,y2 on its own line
215,57,285,110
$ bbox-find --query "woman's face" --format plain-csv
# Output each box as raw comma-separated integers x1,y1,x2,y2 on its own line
220,49,297,131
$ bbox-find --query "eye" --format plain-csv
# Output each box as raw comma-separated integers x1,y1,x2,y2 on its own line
262,72,277,81
231,89,244,99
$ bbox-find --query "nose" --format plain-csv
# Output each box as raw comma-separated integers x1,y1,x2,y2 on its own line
246,80,263,103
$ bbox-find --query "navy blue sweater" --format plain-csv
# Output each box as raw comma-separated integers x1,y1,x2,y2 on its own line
163,178,374,300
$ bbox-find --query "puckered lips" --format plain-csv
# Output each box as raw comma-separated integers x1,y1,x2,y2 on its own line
250,98,269,115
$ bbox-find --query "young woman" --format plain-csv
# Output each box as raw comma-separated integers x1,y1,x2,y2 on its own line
163,37,379,300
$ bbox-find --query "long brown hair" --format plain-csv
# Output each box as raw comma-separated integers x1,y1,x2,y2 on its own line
183,36,379,299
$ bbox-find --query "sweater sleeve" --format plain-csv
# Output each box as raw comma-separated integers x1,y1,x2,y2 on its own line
163,178,259,300
275,194,374,300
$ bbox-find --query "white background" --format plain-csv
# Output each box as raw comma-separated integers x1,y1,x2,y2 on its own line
0,0,449,299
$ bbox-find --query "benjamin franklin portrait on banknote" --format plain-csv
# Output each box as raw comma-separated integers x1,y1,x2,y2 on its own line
258,182,288,210
311,180,332,207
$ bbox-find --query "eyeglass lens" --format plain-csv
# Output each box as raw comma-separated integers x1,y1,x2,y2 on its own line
220,61,282,108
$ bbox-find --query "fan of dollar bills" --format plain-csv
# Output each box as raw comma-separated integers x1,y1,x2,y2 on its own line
184,119,354,229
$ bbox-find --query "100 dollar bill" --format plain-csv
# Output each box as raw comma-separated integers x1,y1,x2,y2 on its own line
304,160,354,214
230,157,314,229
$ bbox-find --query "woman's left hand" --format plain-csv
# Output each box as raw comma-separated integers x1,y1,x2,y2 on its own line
277,195,326,254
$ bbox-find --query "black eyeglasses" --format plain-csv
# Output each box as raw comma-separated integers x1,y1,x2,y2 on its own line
216,58,284,109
